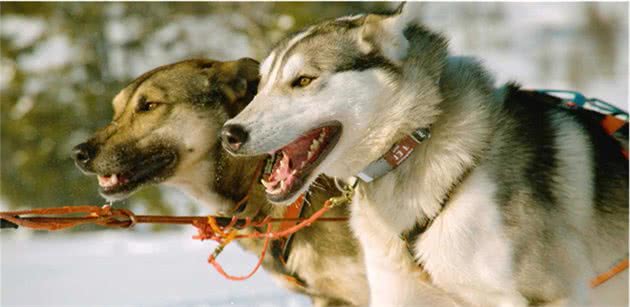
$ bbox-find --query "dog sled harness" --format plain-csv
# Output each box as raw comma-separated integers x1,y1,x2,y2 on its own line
262,153,306,269
262,155,309,288
0,158,354,290
207,155,352,290
532,89,629,158
525,89,629,287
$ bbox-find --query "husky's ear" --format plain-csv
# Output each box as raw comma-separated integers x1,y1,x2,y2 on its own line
212,58,260,116
357,2,421,64
404,24,449,82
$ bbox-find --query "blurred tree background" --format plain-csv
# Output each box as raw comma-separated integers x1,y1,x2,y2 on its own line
0,3,627,219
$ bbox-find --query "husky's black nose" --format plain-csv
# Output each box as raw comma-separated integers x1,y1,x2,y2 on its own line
221,124,248,153
72,142,97,169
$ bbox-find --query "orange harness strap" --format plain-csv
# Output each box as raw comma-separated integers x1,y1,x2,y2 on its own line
272,194,308,287
590,258,629,288
600,115,629,158
600,115,626,136
277,195,305,233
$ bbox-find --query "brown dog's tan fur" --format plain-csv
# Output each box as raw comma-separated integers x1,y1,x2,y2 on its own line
76,59,368,306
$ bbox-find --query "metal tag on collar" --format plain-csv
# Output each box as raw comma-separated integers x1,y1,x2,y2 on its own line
356,127,431,183
410,127,431,143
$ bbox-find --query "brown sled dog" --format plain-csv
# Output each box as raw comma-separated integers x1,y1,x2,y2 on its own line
71,58,368,306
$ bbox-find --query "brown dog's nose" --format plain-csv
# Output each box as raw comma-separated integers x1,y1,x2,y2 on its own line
72,142,97,168
221,124,248,153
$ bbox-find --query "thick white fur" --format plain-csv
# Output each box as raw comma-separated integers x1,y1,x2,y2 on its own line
414,168,527,307
260,50,276,78
281,54,305,83
350,185,464,307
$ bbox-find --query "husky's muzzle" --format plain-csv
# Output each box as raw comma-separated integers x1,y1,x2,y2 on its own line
221,121,343,203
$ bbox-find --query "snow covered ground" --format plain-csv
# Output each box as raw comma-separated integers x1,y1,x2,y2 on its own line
1,230,310,307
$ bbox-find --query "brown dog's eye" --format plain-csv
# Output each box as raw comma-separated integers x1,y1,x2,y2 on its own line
137,101,159,112
292,76,316,88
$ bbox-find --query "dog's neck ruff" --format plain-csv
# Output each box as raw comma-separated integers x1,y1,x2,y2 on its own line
356,127,431,183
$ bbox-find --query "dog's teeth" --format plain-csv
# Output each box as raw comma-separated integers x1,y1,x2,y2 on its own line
291,170,297,176
280,180,286,191
300,161,306,169
318,131,326,142
261,178,279,190
268,185,283,195
307,151,313,160
261,179,271,189
98,175,119,188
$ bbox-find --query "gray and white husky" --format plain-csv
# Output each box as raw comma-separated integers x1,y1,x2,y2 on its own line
222,4,628,307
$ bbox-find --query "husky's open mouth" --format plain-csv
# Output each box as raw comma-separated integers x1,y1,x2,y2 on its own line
97,152,177,199
261,122,342,203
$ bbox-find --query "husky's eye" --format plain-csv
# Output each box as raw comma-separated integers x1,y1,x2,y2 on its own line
137,100,160,112
292,76,316,88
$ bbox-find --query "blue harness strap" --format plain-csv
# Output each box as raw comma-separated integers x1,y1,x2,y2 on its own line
534,89,628,159
535,89,628,121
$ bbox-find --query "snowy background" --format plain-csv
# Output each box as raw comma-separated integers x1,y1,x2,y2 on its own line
1,2,628,307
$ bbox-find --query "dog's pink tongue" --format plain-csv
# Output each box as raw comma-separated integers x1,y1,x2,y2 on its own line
262,128,324,194
262,152,298,193
282,132,317,167
272,153,293,182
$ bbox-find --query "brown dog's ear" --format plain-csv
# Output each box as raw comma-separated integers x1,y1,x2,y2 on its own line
213,58,260,117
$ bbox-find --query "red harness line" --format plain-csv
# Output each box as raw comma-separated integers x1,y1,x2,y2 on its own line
0,157,345,284
201,194,338,281
0,196,344,282
0,161,349,283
